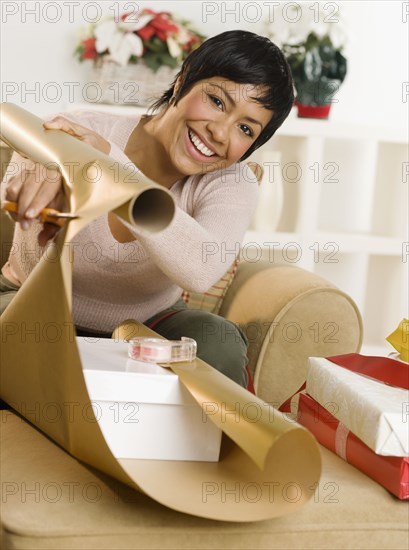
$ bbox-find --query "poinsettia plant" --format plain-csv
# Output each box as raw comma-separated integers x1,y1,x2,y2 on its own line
75,8,206,72
265,4,347,106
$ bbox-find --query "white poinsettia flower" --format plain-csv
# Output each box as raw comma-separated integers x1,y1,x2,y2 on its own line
176,26,191,45
107,32,127,65
94,17,145,66
125,32,144,57
109,32,143,66
119,13,153,33
312,19,330,40
328,24,347,49
167,36,182,58
94,20,117,53
265,4,305,47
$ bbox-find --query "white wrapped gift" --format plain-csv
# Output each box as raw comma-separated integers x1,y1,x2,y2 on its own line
306,357,409,456
77,337,222,461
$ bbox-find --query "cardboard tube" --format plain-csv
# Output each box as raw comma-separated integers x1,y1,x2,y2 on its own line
112,188,175,233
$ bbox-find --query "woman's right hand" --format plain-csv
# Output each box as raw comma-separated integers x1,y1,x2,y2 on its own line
4,158,65,246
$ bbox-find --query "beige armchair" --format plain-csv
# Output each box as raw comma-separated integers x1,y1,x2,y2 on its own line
220,260,362,406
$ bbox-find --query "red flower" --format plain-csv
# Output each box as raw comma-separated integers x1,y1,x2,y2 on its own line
120,11,132,21
138,25,156,41
151,14,178,38
82,37,97,59
137,12,179,43
122,8,159,21
183,34,201,52
140,8,158,16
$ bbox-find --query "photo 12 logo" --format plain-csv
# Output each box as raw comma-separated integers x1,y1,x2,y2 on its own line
201,480,339,503
202,2,341,24
1,2,109,24
1,80,142,105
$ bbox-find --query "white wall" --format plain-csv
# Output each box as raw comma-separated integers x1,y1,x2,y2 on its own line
1,1,408,131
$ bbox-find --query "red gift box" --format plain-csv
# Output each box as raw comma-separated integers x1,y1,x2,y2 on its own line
294,391,409,500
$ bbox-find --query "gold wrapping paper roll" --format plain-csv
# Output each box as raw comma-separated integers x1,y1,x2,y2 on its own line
0,103,321,522
0,102,175,232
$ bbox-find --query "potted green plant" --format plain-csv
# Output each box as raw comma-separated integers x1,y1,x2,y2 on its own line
75,8,206,106
265,5,347,118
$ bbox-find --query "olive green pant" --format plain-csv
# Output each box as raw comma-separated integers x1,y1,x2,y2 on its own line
0,275,249,388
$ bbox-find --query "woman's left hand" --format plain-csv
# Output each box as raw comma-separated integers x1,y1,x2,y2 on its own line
43,117,111,154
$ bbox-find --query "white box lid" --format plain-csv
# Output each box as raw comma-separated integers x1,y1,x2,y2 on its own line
77,337,198,406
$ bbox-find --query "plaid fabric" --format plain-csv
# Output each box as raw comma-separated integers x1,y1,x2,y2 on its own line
182,259,239,314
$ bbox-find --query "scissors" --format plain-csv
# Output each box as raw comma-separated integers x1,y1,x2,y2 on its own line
1,200,78,227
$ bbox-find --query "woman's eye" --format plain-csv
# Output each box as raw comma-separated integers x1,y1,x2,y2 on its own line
209,95,224,109
240,124,253,137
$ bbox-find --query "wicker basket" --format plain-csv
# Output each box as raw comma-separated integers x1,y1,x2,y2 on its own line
87,57,179,107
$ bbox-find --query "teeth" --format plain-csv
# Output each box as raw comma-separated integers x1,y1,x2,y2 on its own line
188,130,215,157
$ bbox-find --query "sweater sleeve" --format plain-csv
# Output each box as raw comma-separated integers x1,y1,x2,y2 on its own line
154,175,259,293
116,157,259,293
47,111,260,293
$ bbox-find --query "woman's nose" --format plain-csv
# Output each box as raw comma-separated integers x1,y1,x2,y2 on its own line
206,119,228,144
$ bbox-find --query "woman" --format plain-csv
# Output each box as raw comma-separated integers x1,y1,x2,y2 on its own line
1,30,294,388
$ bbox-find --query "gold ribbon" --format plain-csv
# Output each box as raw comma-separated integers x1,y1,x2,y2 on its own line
0,103,321,522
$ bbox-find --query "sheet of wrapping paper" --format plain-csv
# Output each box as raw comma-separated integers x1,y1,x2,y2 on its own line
387,319,409,363
306,357,409,457
0,103,321,522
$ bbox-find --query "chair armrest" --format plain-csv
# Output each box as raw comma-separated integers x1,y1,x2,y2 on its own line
219,260,363,407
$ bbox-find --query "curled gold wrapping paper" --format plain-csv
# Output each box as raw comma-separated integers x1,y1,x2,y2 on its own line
0,103,321,521
0,102,175,234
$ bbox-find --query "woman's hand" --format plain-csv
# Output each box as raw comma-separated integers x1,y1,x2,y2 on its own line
4,116,111,245
5,158,65,246
43,117,111,155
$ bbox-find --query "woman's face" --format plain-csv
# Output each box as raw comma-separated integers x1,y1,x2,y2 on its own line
157,77,273,177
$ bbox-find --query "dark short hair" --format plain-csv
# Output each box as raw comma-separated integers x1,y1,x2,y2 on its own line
151,30,295,161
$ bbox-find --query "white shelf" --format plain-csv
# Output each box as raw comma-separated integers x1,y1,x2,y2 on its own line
314,232,403,256
248,113,408,350
281,108,407,143
244,230,403,256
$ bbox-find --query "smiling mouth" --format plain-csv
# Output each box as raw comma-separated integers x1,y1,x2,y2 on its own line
188,129,217,158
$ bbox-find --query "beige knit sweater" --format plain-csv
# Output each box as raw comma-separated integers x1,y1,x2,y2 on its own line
1,110,259,332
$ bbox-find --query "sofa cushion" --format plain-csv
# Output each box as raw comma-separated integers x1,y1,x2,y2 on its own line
1,410,407,550
182,259,239,315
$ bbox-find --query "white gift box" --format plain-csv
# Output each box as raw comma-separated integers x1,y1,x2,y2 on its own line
306,356,409,457
77,337,222,461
